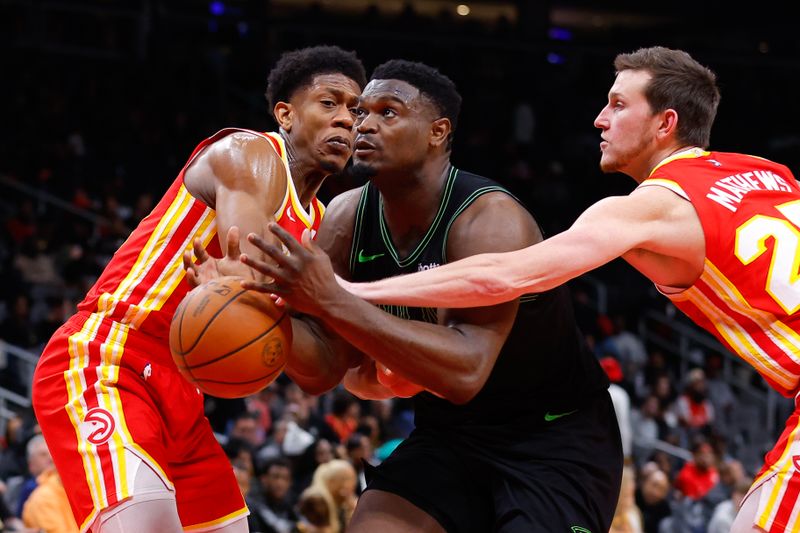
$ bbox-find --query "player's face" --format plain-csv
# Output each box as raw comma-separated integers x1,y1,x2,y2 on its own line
288,73,361,173
351,79,436,177
594,69,661,177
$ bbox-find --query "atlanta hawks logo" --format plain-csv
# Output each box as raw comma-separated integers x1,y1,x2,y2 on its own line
81,407,116,446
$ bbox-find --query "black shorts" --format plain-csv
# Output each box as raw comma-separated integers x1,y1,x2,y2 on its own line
364,390,622,533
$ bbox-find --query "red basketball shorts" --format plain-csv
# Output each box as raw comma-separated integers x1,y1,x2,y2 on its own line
32,312,247,532
745,398,800,532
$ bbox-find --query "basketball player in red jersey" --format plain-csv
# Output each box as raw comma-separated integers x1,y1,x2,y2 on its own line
31,45,365,533
339,46,800,532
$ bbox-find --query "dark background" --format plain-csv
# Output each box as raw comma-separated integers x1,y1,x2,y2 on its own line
3,0,800,318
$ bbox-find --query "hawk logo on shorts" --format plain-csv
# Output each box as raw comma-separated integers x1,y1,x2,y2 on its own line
81,407,116,446
571,527,592,533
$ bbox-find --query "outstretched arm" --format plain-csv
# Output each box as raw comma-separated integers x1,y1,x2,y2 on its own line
242,192,540,404
343,190,686,308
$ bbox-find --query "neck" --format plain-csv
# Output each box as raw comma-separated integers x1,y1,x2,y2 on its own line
282,132,327,208
378,156,451,254
634,144,698,183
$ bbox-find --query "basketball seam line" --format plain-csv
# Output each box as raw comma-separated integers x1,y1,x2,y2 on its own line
178,288,249,355
182,311,287,371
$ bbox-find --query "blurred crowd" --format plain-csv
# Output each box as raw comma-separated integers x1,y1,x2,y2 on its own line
3,1,800,531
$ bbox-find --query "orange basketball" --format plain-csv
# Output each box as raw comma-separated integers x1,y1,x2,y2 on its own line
169,276,292,398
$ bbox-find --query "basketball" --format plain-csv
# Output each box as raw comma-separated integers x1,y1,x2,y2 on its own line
169,276,292,398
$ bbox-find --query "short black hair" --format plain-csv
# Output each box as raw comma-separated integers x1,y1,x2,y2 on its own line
370,59,462,148
265,45,367,111
257,456,292,477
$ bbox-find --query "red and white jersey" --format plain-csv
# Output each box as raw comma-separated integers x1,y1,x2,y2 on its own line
639,148,800,397
76,128,323,362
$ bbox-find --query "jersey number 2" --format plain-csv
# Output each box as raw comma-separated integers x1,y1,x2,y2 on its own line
735,199,800,314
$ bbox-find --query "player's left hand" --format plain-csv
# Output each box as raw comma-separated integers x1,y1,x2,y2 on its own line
183,226,250,287
240,223,344,317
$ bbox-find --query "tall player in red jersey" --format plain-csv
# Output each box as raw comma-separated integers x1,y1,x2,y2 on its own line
31,46,365,533
341,47,800,532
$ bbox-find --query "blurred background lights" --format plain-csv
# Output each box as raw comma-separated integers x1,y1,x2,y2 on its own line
456,4,470,16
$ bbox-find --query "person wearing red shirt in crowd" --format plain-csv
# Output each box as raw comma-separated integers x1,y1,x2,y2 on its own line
674,440,720,501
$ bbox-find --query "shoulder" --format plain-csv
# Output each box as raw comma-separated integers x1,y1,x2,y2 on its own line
323,186,366,221
446,189,542,260
316,186,366,267
203,131,282,167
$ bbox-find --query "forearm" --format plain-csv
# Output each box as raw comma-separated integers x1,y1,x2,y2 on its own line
317,289,486,403
284,317,357,395
347,252,534,308
346,230,618,308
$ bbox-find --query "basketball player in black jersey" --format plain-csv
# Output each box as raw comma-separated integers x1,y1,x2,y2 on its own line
234,60,623,532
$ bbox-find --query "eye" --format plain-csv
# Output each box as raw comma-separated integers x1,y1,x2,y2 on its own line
354,107,366,117
382,108,397,118
321,100,336,108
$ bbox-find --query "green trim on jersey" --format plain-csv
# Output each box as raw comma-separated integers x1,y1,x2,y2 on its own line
348,185,371,274
378,166,458,268
440,185,512,262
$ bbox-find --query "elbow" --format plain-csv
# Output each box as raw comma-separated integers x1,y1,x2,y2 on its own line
474,257,523,303
436,366,488,405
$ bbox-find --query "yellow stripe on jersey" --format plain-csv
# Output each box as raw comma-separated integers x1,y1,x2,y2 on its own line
682,286,796,390
65,315,107,513
98,322,129,502
99,185,194,319
757,422,800,529
183,506,250,531
118,187,197,324
703,261,800,368
638,178,690,200
126,208,216,329
67,317,176,533
648,147,710,176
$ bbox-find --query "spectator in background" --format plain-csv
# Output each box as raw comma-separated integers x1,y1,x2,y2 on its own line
0,414,28,481
323,391,360,444
15,435,53,519
296,485,333,533
609,314,648,392
708,478,752,533
248,457,299,533
601,356,633,460
634,466,671,533
674,368,714,444
703,353,736,438
21,464,77,533
704,458,746,509
293,438,335,497
673,439,719,501
309,459,357,533
344,432,372,495
609,465,644,533
230,411,266,450
631,395,663,463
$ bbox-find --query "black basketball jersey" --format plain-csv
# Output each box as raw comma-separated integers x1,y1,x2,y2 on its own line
348,167,609,429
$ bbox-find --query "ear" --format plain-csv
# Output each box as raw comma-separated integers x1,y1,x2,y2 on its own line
657,109,678,140
429,117,452,149
274,102,294,132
